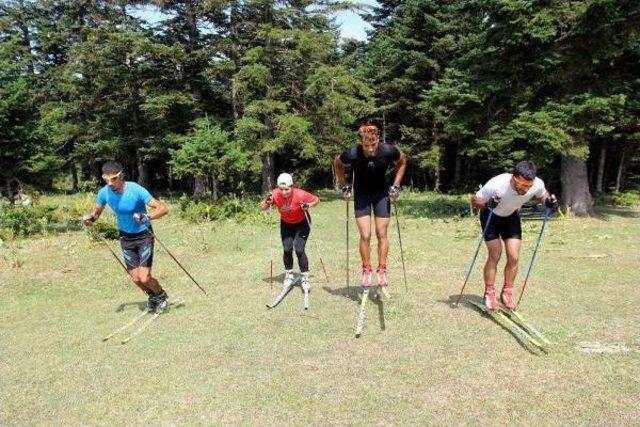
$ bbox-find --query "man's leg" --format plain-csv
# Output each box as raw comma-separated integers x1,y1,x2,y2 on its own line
501,238,521,309
483,239,502,310
374,216,390,286
137,267,163,294
374,218,390,265
355,216,372,267
355,215,373,287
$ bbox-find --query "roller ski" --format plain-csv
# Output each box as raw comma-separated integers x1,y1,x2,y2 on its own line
500,308,552,346
354,265,373,337
266,271,299,309
377,264,391,299
500,284,551,346
301,272,311,310
466,299,544,351
103,294,183,343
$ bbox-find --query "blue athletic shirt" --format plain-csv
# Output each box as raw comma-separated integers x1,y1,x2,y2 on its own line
97,182,153,233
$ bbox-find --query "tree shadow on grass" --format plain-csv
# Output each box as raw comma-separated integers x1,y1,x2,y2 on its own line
323,286,385,332
441,294,540,354
594,206,640,221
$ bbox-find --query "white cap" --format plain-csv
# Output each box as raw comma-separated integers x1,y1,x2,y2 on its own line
277,173,293,188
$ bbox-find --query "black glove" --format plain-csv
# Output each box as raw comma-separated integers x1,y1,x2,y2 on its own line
487,195,501,209
300,202,310,211
545,194,558,210
82,214,96,226
264,193,273,205
389,185,400,199
341,184,352,197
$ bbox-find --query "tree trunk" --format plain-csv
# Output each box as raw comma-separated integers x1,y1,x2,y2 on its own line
193,175,206,199
136,149,148,187
615,145,627,192
230,0,240,119
595,143,606,195
261,153,274,193
211,175,219,201
561,156,594,217
70,163,78,192
453,138,462,189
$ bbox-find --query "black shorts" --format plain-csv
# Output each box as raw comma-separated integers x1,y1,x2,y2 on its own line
119,229,154,269
354,192,391,218
480,209,522,241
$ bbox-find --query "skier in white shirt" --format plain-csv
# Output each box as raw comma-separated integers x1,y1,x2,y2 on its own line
471,161,558,311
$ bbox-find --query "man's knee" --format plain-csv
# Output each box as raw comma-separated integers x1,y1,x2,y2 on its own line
375,228,388,240
487,248,502,264
506,253,519,266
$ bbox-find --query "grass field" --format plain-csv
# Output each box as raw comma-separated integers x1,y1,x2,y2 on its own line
1,192,639,425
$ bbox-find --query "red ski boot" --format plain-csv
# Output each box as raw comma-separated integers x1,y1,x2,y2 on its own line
484,284,498,311
501,283,516,310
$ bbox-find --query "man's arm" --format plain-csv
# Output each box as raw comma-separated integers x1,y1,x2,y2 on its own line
147,197,168,220
82,205,106,226
471,195,488,210
392,153,407,187
334,155,346,187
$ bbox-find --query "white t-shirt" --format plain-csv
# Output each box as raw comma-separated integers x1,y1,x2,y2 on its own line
475,173,546,217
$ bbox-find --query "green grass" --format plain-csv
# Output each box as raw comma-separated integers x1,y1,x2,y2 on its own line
1,192,639,425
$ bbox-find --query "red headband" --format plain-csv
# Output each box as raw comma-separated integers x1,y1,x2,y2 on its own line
358,124,378,135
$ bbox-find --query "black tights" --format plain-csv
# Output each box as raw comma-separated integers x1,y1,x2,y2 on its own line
281,219,310,272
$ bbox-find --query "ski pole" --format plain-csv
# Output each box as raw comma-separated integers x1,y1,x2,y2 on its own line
392,200,408,292
516,206,551,309
345,199,350,291
302,209,329,282
91,229,134,286
454,208,494,306
268,206,274,290
145,227,208,296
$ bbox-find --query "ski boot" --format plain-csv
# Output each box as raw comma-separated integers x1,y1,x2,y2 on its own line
283,270,295,292
377,264,390,299
501,283,516,310
484,284,498,311
358,264,372,301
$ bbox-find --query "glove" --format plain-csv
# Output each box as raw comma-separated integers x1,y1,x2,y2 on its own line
82,214,96,226
341,184,352,198
389,185,401,199
264,193,273,206
545,194,559,210
300,202,310,211
487,195,501,209
133,213,150,224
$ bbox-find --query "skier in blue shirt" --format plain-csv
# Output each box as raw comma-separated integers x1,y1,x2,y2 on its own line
83,161,170,312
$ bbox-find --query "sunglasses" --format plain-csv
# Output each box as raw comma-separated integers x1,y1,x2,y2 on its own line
513,176,534,192
102,172,123,184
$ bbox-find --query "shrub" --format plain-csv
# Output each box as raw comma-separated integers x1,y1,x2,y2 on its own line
608,191,640,208
0,204,60,239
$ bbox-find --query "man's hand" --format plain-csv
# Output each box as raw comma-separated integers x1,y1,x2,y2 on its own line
487,194,501,209
264,193,273,206
389,185,400,201
133,213,150,224
300,202,310,211
545,194,559,210
341,184,352,200
82,214,96,227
